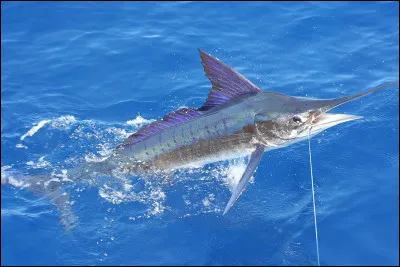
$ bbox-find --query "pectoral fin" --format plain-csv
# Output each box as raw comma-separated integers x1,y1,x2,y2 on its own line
223,145,264,215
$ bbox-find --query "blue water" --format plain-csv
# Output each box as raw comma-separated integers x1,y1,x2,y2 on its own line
1,1,399,266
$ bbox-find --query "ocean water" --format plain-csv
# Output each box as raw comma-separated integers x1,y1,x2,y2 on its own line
1,1,399,266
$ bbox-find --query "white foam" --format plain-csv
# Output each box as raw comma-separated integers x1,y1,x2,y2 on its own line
20,120,51,140
126,115,154,127
7,175,30,188
51,169,72,182
16,143,28,149
25,156,51,169
19,115,77,141
106,127,128,139
84,153,109,163
50,115,77,128
151,201,166,215
225,159,248,192
143,34,161,38
202,198,210,207
98,187,128,205
1,165,12,171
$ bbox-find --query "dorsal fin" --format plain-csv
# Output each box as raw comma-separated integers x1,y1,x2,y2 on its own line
198,49,262,110
119,50,262,147
122,108,203,146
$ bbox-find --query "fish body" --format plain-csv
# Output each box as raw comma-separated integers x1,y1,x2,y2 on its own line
110,49,397,214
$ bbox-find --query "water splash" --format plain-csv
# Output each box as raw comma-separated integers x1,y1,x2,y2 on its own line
20,119,51,140
3,115,248,228
126,115,154,127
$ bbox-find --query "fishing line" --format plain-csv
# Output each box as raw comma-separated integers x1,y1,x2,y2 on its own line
308,128,320,266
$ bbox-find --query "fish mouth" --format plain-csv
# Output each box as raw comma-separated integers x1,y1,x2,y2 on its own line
310,113,363,134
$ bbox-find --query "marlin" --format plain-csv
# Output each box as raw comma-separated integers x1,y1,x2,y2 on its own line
109,49,397,214
2,49,397,225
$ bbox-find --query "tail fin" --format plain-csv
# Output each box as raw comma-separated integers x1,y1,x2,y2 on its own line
1,170,78,230
1,157,141,230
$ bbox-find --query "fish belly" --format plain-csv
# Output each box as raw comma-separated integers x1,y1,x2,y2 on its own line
151,132,256,170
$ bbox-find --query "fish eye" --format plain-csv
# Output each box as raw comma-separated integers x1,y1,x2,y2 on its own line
292,115,303,123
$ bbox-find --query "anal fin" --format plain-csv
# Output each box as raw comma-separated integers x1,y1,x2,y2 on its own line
223,145,264,215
